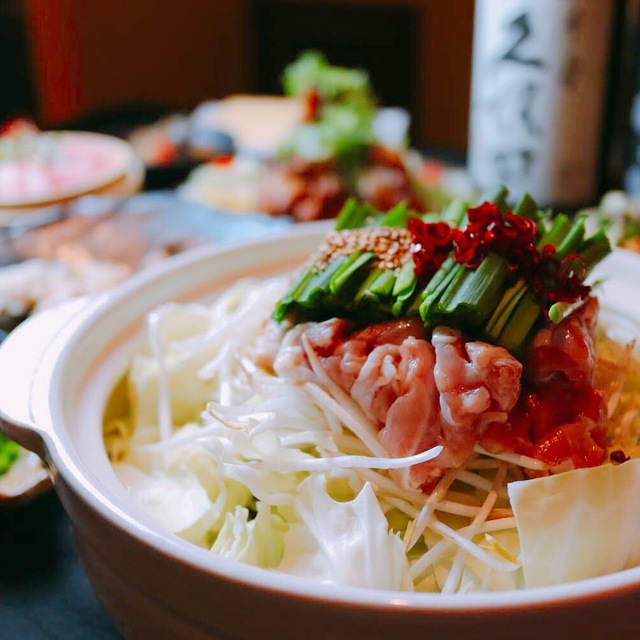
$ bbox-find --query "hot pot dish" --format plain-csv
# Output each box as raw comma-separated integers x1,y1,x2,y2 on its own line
1,189,640,640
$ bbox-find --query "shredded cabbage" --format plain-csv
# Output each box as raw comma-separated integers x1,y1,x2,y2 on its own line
104,276,640,593
509,459,640,588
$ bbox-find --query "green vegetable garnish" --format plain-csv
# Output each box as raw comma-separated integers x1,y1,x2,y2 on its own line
279,51,377,163
274,187,612,353
0,432,19,476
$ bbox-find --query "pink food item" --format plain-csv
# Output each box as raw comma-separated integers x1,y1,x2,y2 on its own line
267,298,609,489
0,131,136,208
271,317,523,489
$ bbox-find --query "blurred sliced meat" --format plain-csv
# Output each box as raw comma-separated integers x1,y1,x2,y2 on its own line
527,296,599,387
257,145,426,222
8,211,195,271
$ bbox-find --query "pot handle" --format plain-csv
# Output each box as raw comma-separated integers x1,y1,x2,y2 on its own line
0,297,94,459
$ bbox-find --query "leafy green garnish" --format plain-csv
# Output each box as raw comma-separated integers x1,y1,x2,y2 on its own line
0,432,19,476
282,50,374,114
278,51,378,163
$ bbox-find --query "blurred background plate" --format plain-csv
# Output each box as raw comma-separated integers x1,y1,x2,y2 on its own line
0,189,292,506
0,130,145,226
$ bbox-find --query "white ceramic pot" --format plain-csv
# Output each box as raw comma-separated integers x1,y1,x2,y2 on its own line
1,223,639,640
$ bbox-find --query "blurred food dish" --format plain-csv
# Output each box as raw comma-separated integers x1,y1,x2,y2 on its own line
0,191,292,504
0,191,292,331
179,52,477,221
582,190,640,253
0,120,144,224
127,113,194,167
179,148,476,218
125,95,298,190
254,51,420,221
126,110,235,190
189,95,303,159
177,154,266,212
0,227,639,639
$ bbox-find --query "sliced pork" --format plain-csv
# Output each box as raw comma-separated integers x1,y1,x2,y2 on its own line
527,296,599,387
432,327,522,426
264,298,609,486
268,317,523,490
352,336,441,488
481,296,608,473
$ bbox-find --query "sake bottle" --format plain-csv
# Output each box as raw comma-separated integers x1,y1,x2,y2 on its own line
467,0,616,209
621,1,640,194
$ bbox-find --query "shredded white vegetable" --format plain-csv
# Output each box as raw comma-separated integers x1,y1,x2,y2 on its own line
105,275,640,594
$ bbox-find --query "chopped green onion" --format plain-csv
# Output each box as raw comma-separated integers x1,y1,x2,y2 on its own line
495,291,541,353
329,250,375,296
537,213,571,249
377,201,410,228
557,215,586,257
435,253,510,327
485,279,528,341
512,193,539,220
440,198,469,226
274,186,612,354
334,197,368,230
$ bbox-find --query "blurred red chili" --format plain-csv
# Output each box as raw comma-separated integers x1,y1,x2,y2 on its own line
408,218,453,281
408,201,592,307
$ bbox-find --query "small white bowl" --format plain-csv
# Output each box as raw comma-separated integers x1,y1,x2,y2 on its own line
0,131,144,225
0,224,639,640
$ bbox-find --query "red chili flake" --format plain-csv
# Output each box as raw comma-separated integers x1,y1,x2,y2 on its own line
369,144,405,170
610,450,631,464
452,203,538,269
408,201,592,309
210,154,234,166
303,88,321,122
421,159,445,184
545,254,590,303
408,217,453,281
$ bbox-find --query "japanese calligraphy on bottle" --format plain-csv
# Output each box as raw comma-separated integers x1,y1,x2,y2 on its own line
468,0,614,208
626,80,640,194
